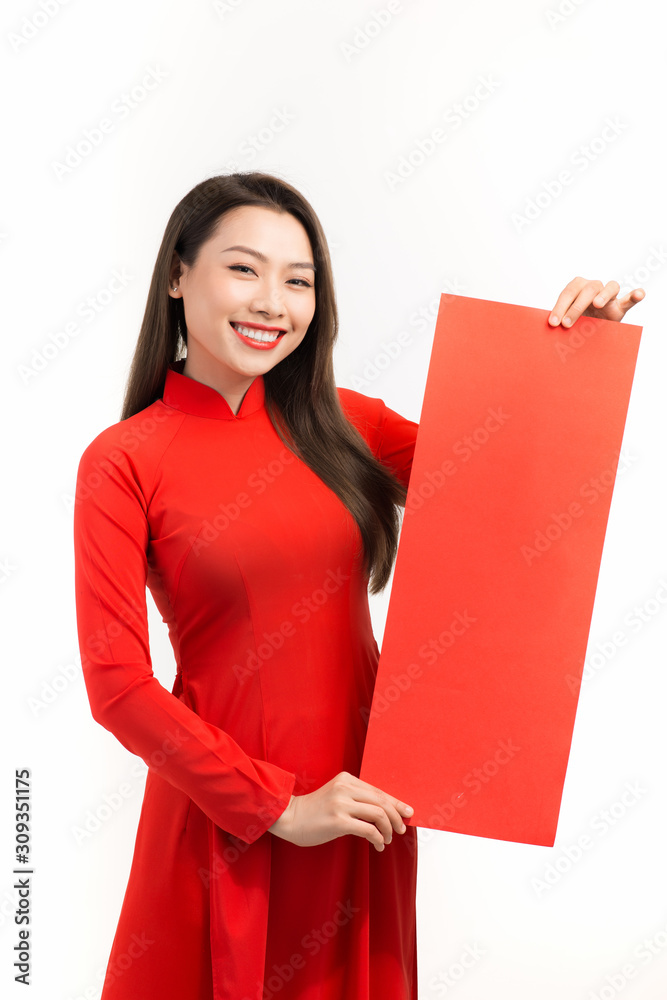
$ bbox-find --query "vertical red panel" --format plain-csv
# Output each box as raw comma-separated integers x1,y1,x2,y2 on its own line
359,295,642,846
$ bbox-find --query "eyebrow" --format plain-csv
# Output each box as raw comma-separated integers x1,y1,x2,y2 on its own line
221,245,316,272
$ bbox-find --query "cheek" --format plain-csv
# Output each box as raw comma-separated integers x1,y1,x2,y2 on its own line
295,296,316,331
208,277,242,315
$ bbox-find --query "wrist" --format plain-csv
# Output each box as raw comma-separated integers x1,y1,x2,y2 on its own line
268,794,296,838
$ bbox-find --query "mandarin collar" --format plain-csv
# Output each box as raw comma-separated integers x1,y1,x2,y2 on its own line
162,359,265,420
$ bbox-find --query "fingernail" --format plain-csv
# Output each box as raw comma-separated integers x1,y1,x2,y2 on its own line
405,805,413,814
549,314,558,325
562,316,572,327
400,824,406,833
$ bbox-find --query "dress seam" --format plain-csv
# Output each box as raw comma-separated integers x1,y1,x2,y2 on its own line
144,403,190,507
233,551,272,763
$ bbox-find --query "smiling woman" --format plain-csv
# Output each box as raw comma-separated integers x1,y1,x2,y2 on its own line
73,172,420,1000
167,206,317,413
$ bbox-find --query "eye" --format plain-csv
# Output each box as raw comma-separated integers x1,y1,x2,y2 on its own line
229,265,312,288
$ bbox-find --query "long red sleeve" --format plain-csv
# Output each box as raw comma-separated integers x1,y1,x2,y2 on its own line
72,424,296,845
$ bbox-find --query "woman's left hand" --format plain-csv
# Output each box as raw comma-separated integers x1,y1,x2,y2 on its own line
548,277,645,328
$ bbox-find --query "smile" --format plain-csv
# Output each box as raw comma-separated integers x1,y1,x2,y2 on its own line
230,322,286,349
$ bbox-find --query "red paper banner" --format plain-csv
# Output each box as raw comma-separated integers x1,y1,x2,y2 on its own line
359,294,643,846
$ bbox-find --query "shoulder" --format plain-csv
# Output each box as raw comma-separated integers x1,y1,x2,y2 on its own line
337,385,384,417
336,386,386,447
337,386,387,453
336,385,418,485
76,398,186,489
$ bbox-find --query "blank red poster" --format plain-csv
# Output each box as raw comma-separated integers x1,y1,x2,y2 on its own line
359,294,642,846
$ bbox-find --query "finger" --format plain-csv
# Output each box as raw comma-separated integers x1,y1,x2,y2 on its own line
359,794,412,835
548,276,590,326
559,280,605,326
618,287,646,313
380,799,413,828
353,798,410,840
382,800,412,834
559,287,603,326
345,776,414,820
589,279,620,310
340,814,388,850
346,803,395,846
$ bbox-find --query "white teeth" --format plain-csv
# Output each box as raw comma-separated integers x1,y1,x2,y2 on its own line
232,323,282,343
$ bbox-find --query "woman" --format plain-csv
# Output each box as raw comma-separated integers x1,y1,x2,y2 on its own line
72,171,644,999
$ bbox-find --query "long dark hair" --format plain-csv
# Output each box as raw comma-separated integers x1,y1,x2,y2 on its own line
121,172,407,593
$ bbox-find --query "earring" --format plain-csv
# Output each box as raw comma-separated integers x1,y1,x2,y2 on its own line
172,285,178,291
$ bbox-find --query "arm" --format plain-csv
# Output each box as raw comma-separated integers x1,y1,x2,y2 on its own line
72,432,296,845
337,387,419,491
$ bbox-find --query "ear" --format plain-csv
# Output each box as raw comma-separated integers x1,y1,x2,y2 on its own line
168,251,184,296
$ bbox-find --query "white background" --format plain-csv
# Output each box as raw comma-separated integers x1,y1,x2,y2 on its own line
2,0,666,997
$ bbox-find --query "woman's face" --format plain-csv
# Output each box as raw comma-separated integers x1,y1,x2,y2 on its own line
169,204,316,404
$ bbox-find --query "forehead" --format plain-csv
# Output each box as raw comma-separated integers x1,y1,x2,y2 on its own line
209,205,311,249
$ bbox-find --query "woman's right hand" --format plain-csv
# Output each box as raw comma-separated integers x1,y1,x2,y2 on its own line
267,771,414,852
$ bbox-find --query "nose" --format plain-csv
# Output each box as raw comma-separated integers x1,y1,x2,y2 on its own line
250,277,286,319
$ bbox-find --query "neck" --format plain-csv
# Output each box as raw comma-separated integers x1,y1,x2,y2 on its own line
181,356,255,416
